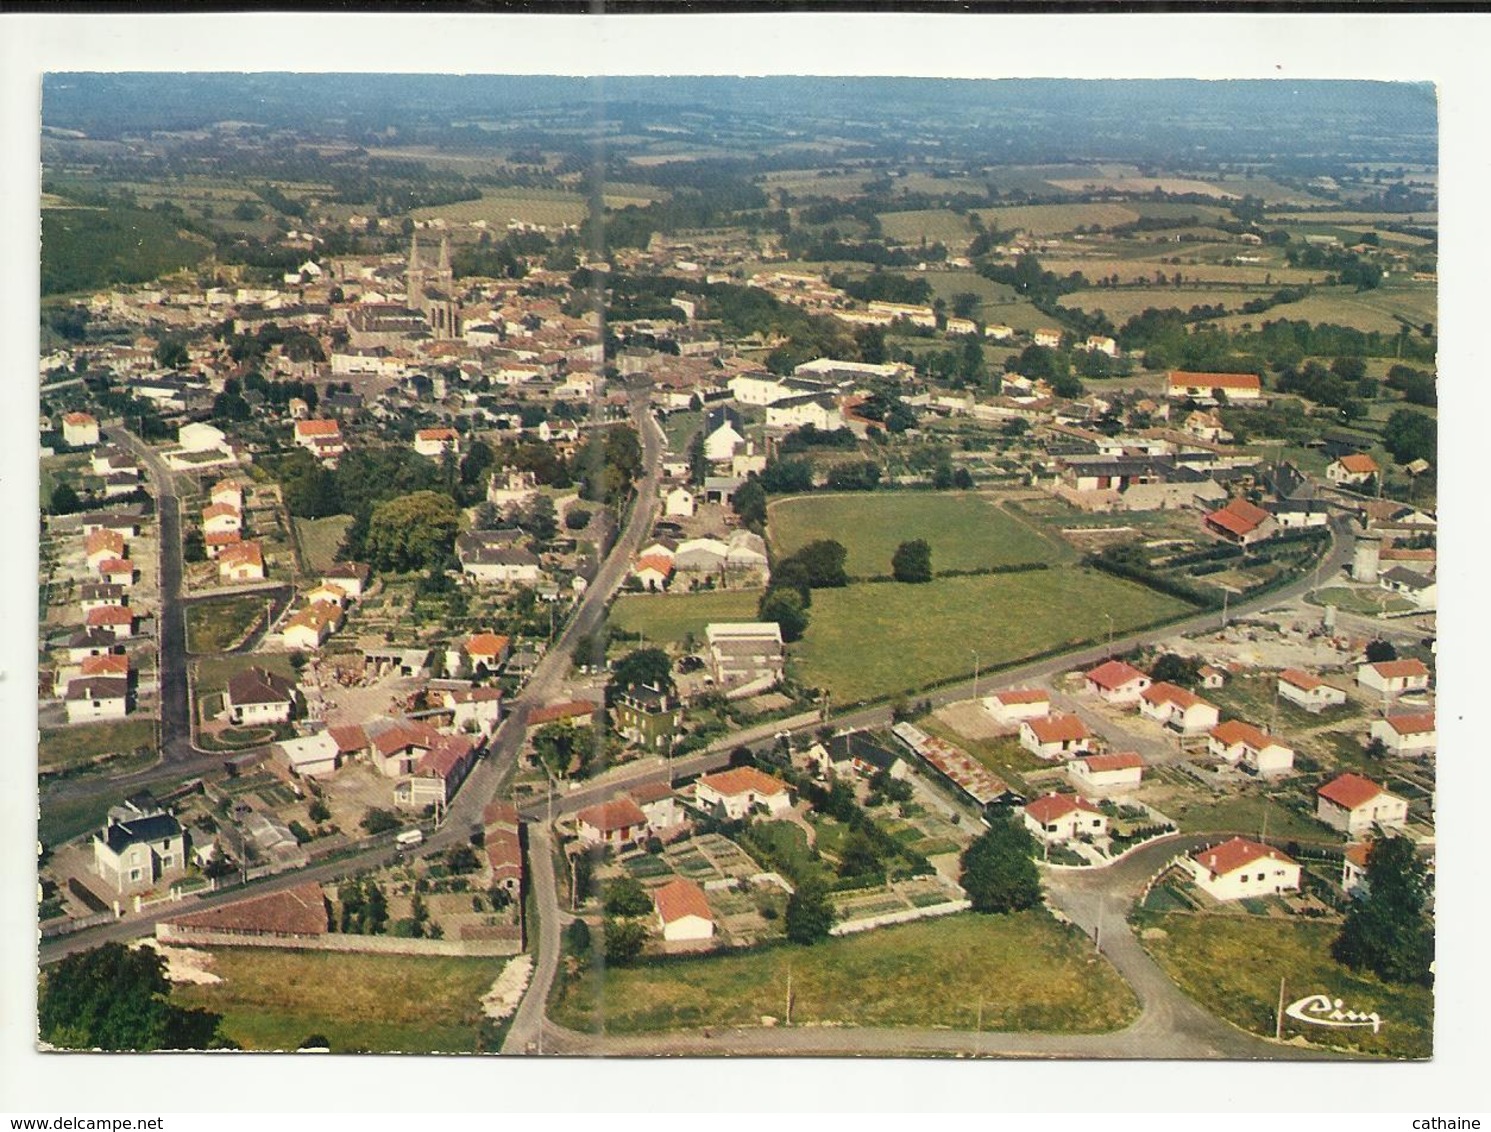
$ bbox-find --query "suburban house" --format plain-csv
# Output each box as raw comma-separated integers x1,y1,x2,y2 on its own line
302,581,350,610
363,718,443,778
1278,669,1348,713
282,601,340,652
810,730,909,782
576,797,649,847
293,418,346,463
1022,794,1107,844
97,558,135,587
93,808,188,896
1357,658,1431,696
201,501,242,535
1379,566,1436,609
223,665,298,725
1186,837,1301,902
459,539,542,585
322,562,371,599
1342,841,1373,895
627,779,684,833
1033,327,1063,349
85,604,135,639
1327,453,1380,486
1198,664,1227,690
704,621,785,693
443,686,504,737
1207,719,1295,776
62,411,100,447
79,582,126,613
1165,370,1263,404
396,734,478,810
85,529,126,570
1370,712,1436,757
1138,682,1221,734
1084,659,1151,705
205,530,242,558
210,479,245,511
413,427,460,458
65,676,130,723
613,684,682,752
68,626,126,659
664,485,696,517
463,632,512,677
483,802,524,895
1204,496,1277,545
1067,752,1144,794
982,688,1051,725
1317,772,1410,836
527,700,598,729
275,732,340,778
694,766,794,820
702,406,747,462
218,540,266,583
1019,713,1094,759
654,877,715,943
632,554,674,591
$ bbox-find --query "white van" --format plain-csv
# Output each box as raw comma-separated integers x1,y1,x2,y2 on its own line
395,829,424,849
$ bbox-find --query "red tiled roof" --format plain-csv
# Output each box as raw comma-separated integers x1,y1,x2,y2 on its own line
1024,793,1101,823
1085,659,1147,691
1193,836,1295,877
205,530,242,547
1318,772,1385,810
1168,370,1262,392
627,780,675,805
527,700,595,726
1279,668,1323,691
635,555,675,576
63,411,97,426
1141,681,1203,710
1384,712,1435,736
1206,496,1271,537
1209,719,1276,751
483,801,520,829
416,427,458,441
697,766,789,798
576,797,647,833
202,502,240,521
1336,453,1379,475
465,632,510,658
295,419,342,438
166,880,328,936
218,541,264,569
994,688,1049,705
86,605,134,627
1344,842,1373,868
81,654,130,678
85,529,126,557
416,734,476,779
1025,714,1091,744
485,827,522,878
1367,658,1430,680
654,877,713,925
328,725,367,754
1077,752,1144,773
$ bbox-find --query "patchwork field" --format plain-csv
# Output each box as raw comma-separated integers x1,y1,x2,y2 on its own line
609,590,760,646
1045,176,1237,199
1214,286,1437,336
1041,259,1318,288
976,203,1143,236
550,910,1137,1035
792,570,1193,703
172,948,501,1053
1138,913,1431,1060
1058,287,1265,323
767,491,1067,579
875,209,979,247
412,186,651,229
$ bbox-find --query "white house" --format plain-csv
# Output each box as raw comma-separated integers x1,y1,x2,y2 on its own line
664,485,696,518
1022,794,1107,844
627,779,684,833
1357,658,1431,696
982,688,1051,725
654,877,715,943
1084,659,1151,705
65,677,129,723
62,411,100,447
177,421,227,453
1316,773,1409,836
224,666,298,725
218,541,266,583
1067,752,1144,794
276,732,340,778
704,621,785,692
414,427,460,458
1207,719,1295,776
575,797,649,848
1326,453,1380,486
1033,328,1063,349
282,602,340,652
694,766,793,820
1369,712,1436,757
1019,714,1094,759
1342,842,1373,895
1277,669,1348,713
443,686,504,738
1138,682,1221,734
1165,371,1262,403
322,563,371,599
201,502,242,536
93,810,187,896
703,417,746,462
1187,837,1301,902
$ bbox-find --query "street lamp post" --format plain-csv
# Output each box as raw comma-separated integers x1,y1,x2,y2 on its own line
970,650,980,700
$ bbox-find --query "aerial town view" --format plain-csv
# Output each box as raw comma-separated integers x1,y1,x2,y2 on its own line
33,73,1437,1060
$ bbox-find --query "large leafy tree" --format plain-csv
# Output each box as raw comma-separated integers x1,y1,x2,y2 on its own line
607,647,675,703
758,587,809,643
1381,408,1436,465
1332,836,1434,986
364,490,461,573
959,814,1042,914
891,538,933,584
39,943,229,1051
785,876,836,945
781,539,849,588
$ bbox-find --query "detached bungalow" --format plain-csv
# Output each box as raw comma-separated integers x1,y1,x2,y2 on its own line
654,877,715,943
464,632,511,677
276,732,340,778
1327,453,1379,486
84,529,126,571
1278,669,1347,713
1084,659,1151,705
1356,658,1431,697
218,540,266,583
413,427,460,458
1187,837,1300,902
1370,712,1436,757
1138,682,1220,734
85,604,136,640
282,601,340,651
1019,713,1094,760
1067,752,1144,794
1204,496,1276,546
576,797,649,848
65,676,130,723
1207,719,1295,776
1022,794,1107,844
694,766,793,820
443,686,504,737
224,665,298,725
982,688,1051,725
1317,772,1409,836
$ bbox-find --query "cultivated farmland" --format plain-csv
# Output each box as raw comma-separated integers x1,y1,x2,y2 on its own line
976,203,1143,236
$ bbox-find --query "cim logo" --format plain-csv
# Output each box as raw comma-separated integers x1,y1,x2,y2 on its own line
1284,993,1384,1033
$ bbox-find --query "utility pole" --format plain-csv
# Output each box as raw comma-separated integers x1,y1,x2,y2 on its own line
1095,899,1104,954
785,963,793,1027
1275,976,1287,1041
970,650,980,700
1104,612,1114,658
1221,589,1229,630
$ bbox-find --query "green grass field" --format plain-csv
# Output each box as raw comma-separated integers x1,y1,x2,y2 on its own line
293,514,353,575
1215,285,1437,336
550,910,1137,1035
38,718,157,773
875,209,978,247
767,491,1066,579
41,203,212,296
192,653,297,698
793,570,1193,703
1160,792,1335,846
1138,913,1431,1059
172,948,501,1053
185,596,268,654
412,186,651,229
976,203,1142,236
1058,287,1262,322
609,590,760,646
